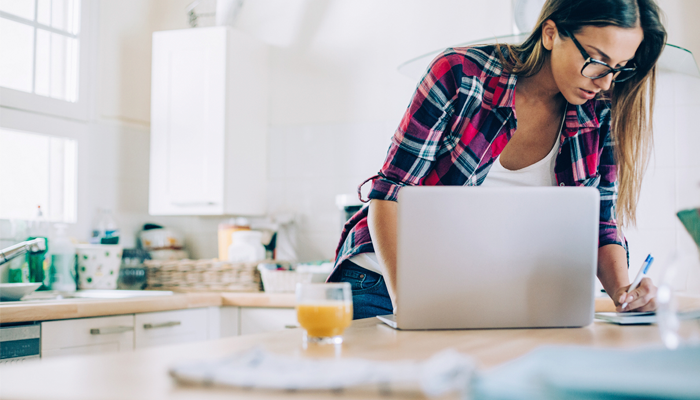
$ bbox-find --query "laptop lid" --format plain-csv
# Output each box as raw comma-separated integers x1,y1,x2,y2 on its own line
394,186,599,329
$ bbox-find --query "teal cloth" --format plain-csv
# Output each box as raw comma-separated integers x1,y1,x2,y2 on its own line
473,345,700,399
678,209,700,248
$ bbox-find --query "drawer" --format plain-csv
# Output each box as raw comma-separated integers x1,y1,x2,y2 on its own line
239,308,298,335
42,315,134,358
134,308,208,349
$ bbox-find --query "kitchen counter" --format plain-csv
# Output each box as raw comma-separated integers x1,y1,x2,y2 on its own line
0,316,685,400
1,292,695,324
0,292,296,323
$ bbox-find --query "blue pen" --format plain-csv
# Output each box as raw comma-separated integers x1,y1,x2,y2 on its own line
621,254,654,310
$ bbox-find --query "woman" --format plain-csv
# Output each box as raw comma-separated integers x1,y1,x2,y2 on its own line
329,0,667,319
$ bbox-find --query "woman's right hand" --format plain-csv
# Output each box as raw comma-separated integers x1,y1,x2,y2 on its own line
368,199,399,312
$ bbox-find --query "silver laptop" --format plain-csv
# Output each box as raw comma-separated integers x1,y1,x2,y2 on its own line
377,186,599,330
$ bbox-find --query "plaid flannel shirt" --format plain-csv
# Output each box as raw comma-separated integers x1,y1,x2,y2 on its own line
332,45,627,275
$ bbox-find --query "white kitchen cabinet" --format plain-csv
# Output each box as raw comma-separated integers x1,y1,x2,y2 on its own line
239,308,298,335
134,308,208,349
213,306,240,339
149,26,268,216
41,315,134,358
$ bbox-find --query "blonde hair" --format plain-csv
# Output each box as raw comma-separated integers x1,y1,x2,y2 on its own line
497,0,666,228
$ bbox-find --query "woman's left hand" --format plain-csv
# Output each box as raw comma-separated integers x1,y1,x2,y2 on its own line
613,277,657,312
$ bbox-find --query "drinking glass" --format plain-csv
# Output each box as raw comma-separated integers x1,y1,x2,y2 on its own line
296,282,353,345
657,254,700,349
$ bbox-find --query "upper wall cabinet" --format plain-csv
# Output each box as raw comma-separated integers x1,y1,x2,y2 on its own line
150,27,268,216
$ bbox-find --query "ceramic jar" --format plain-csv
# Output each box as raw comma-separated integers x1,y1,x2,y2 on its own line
75,244,123,289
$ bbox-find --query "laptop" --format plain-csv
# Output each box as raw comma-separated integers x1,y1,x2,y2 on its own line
376,186,599,330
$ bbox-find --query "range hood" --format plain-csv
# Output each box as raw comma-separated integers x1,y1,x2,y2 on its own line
397,33,700,80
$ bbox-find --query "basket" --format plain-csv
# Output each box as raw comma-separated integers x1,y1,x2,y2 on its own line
144,259,263,292
257,265,313,293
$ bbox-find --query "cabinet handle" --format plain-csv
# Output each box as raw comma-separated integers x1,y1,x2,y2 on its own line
143,321,181,330
170,202,217,207
90,326,134,335
284,325,299,329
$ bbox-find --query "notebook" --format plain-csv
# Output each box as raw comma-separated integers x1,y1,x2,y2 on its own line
594,311,657,325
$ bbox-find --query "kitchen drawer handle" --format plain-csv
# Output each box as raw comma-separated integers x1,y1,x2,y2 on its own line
143,321,181,330
170,202,217,207
90,326,134,335
284,325,299,329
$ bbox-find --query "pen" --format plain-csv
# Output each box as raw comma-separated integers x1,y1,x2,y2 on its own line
621,254,654,310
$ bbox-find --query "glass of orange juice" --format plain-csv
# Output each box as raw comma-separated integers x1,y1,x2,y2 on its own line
296,282,353,345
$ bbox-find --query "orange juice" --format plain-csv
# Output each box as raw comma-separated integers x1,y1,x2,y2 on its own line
296,301,353,337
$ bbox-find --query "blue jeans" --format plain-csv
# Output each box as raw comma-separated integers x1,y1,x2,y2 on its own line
334,261,393,320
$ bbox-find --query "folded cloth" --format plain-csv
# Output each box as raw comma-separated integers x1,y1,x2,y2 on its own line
169,347,476,397
473,345,700,400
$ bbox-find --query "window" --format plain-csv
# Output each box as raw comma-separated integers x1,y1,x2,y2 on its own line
0,126,77,222
0,0,89,119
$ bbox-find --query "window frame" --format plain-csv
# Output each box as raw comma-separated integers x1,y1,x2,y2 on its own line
0,0,95,121
0,106,85,224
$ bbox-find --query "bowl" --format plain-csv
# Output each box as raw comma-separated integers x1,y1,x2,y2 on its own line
0,283,42,301
140,229,184,250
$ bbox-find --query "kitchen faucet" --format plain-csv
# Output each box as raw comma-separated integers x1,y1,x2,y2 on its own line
0,238,46,266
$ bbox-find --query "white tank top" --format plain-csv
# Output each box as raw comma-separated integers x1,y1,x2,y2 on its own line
481,109,566,187
349,108,567,275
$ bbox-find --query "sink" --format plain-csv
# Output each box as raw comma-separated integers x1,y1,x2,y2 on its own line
64,290,174,299
17,290,174,302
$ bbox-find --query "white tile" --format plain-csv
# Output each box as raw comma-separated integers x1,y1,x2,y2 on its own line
288,124,338,179
84,125,121,180
118,126,150,181
334,123,370,179
303,211,341,235
654,72,674,107
635,167,677,230
294,178,343,233
304,178,343,213
84,177,120,213
676,167,700,211
295,230,340,262
282,178,306,215
674,74,700,106
623,228,675,286
278,125,306,179
674,105,700,168
649,105,674,169
335,121,393,180
117,178,149,214
676,226,700,294
267,127,288,180
265,179,287,214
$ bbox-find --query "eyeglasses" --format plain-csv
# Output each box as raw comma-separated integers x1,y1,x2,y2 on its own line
562,29,637,83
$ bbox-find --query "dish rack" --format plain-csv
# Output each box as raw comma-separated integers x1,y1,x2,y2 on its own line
144,259,263,292
257,264,313,293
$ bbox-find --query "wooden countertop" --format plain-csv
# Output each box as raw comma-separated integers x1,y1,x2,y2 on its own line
1,293,695,324
0,292,296,323
0,317,685,400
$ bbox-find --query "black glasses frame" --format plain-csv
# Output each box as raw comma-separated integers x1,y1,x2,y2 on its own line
562,29,637,83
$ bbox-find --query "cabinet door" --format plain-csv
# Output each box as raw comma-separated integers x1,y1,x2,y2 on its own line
134,308,208,349
150,27,226,215
41,315,134,358
209,306,240,339
239,308,298,335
